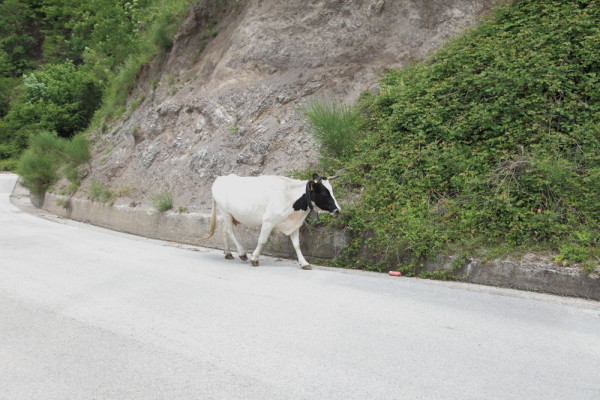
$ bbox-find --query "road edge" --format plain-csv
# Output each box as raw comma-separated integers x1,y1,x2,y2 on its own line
8,175,599,301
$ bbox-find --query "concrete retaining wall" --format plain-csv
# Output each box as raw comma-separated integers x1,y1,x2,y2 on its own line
425,255,600,301
8,177,599,301
39,191,349,264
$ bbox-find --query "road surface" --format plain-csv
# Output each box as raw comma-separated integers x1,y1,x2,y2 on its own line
1,173,599,399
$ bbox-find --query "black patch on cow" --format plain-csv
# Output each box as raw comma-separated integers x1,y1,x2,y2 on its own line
311,182,338,212
293,194,309,211
292,179,338,213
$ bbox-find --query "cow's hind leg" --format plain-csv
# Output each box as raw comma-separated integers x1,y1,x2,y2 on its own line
221,212,247,261
250,222,274,267
290,229,311,270
220,212,233,259
222,227,233,260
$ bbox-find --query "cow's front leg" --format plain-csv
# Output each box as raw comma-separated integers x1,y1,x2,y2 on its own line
250,223,274,267
290,229,311,270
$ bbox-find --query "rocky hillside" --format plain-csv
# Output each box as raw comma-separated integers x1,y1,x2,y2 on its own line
88,0,496,211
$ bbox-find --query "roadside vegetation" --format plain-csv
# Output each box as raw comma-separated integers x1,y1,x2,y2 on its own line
17,132,90,197
0,0,194,192
153,191,174,212
88,179,114,203
302,100,363,166
305,0,599,272
3,0,598,273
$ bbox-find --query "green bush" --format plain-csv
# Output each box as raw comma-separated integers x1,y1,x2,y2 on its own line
0,61,103,169
16,132,90,197
23,62,104,137
17,149,59,197
153,191,173,212
1,0,194,167
0,0,37,76
555,243,589,266
302,99,363,162
88,179,114,203
332,0,600,270
62,134,91,166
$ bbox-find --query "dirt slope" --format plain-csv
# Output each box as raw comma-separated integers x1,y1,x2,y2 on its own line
87,0,496,211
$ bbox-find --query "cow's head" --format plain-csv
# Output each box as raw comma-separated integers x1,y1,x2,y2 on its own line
306,174,341,215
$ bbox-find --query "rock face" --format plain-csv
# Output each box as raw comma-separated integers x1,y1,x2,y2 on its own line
87,0,496,211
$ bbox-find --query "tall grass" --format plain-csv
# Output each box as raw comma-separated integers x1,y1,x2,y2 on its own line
17,132,90,197
17,149,59,197
153,191,173,212
302,99,362,162
88,179,114,203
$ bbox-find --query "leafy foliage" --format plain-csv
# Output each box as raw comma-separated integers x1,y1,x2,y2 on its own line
327,0,600,270
0,0,194,170
17,132,90,197
0,0,38,77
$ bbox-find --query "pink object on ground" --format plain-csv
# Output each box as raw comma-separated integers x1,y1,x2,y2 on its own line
389,271,402,276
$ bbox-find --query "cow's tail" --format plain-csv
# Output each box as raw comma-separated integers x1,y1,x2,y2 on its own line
200,199,217,240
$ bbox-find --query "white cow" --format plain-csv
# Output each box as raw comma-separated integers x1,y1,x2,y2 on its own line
203,174,340,270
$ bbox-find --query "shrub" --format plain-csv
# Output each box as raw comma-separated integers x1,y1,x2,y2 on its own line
153,191,173,212
0,158,17,171
2,0,195,164
16,132,90,196
302,99,362,162
151,20,174,51
333,0,600,269
22,61,104,138
17,147,60,197
62,134,91,166
555,243,588,266
88,179,114,203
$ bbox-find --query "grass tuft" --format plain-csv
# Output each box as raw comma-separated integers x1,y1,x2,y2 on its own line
88,179,114,203
153,191,173,212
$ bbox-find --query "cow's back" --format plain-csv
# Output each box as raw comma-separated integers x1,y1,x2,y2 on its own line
212,175,291,226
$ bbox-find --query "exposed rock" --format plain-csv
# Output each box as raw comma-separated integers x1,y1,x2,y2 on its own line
85,0,496,211
141,146,159,168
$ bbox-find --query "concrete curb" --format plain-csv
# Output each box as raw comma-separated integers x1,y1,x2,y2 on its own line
9,178,599,300
424,255,600,301
24,188,349,266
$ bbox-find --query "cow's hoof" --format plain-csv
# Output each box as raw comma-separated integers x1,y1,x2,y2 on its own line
301,264,312,270
225,253,234,260
239,254,248,261
251,260,259,267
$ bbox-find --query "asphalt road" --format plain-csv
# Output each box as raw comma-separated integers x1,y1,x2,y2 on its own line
1,173,599,400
